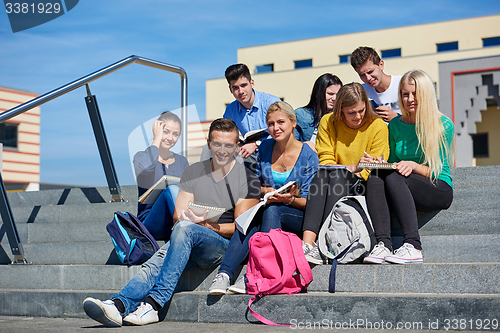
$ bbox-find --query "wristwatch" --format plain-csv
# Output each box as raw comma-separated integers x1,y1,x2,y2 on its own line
255,139,262,147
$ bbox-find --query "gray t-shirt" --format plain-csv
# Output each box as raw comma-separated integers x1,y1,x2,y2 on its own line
179,159,261,224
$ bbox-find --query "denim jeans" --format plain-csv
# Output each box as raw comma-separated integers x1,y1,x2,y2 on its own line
112,221,229,315
218,203,304,279
142,185,178,240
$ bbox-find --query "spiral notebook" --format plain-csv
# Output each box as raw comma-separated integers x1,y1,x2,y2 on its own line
186,202,226,223
358,162,397,170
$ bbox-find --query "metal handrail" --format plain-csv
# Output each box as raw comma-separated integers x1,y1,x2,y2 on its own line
0,55,189,153
0,55,188,264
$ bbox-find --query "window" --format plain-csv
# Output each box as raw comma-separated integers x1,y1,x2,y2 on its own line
255,64,274,74
437,41,458,52
339,54,351,64
483,36,500,47
472,133,489,158
0,123,18,149
294,59,312,69
381,48,401,58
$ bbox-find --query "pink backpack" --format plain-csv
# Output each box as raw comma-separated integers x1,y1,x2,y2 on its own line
246,229,313,326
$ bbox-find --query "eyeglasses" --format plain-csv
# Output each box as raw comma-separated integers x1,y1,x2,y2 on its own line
210,142,237,150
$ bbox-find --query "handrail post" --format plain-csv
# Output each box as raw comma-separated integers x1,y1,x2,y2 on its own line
180,74,188,156
84,85,124,202
0,171,28,264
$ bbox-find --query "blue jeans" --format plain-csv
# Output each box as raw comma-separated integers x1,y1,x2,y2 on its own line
142,185,178,240
112,221,229,315
218,203,304,279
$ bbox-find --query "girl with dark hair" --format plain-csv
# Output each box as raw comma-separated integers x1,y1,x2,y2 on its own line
134,111,189,241
294,73,343,142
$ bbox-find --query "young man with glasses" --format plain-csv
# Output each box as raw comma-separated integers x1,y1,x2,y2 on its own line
83,118,261,327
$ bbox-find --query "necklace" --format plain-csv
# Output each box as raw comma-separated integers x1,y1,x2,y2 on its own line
276,145,288,172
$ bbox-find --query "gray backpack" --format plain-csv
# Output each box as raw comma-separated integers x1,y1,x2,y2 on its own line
318,196,376,263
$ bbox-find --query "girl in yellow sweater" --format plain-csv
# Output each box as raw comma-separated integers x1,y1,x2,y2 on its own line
302,82,389,264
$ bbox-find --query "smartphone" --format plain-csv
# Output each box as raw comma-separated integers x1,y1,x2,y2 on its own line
369,99,379,109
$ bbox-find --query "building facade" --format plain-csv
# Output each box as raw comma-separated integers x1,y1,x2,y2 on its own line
0,87,41,190
206,14,500,167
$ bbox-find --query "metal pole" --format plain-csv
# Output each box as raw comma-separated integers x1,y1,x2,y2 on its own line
180,74,188,157
84,85,123,202
0,171,28,264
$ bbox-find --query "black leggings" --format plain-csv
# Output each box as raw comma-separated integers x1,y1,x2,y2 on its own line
302,168,361,234
366,170,453,250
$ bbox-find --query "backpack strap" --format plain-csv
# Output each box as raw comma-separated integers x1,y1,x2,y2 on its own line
285,231,313,287
248,295,292,327
329,258,338,293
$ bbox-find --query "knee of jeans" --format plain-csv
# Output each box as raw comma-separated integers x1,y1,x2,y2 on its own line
171,220,194,241
262,204,281,219
261,204,282,230
140,248,168,275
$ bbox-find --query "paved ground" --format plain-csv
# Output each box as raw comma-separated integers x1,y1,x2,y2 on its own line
0,316,485,333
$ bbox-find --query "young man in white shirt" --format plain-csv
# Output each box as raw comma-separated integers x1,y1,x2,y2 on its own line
351,46,402,123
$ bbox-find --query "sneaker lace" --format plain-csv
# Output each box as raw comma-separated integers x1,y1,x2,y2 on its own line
135,302,152,316
372,242,387,256
212,273,225,284
308,243,322,259
235,275,245,285
394,243,412,256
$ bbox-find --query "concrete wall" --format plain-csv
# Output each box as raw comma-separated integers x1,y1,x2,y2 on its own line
438,55,500,167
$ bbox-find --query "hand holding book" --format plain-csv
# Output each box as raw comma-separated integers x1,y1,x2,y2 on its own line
236,181,299,234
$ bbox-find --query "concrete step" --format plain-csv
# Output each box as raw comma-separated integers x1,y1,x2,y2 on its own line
6,185,138,207
4,232,499,265
4,201,136,224
1,263,499,295
0,289,499,330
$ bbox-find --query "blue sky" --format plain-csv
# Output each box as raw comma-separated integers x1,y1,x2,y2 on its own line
1,0,499,187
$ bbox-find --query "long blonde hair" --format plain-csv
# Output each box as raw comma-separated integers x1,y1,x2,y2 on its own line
398,70,453,183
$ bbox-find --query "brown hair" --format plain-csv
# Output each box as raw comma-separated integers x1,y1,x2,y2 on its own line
350,46,381,69
208,118,239,142
331,82,378,123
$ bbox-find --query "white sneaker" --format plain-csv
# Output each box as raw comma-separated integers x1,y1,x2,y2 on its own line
385,243,423,264
208,272,230,295
122,302,159,326
303,241,326,265
83,297,122,327
364,242,392,264
228,274,247,294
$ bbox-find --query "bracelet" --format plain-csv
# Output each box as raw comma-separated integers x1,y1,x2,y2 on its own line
286,196,295,206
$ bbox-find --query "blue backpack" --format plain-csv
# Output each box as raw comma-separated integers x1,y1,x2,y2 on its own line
106,211,159,265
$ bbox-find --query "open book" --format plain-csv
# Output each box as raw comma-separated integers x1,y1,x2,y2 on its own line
240,128,269,144
358,162,396,170
235,180,299,235
138,175,181,205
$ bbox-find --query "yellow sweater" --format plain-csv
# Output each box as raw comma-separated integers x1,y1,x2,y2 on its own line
315,114,389,180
